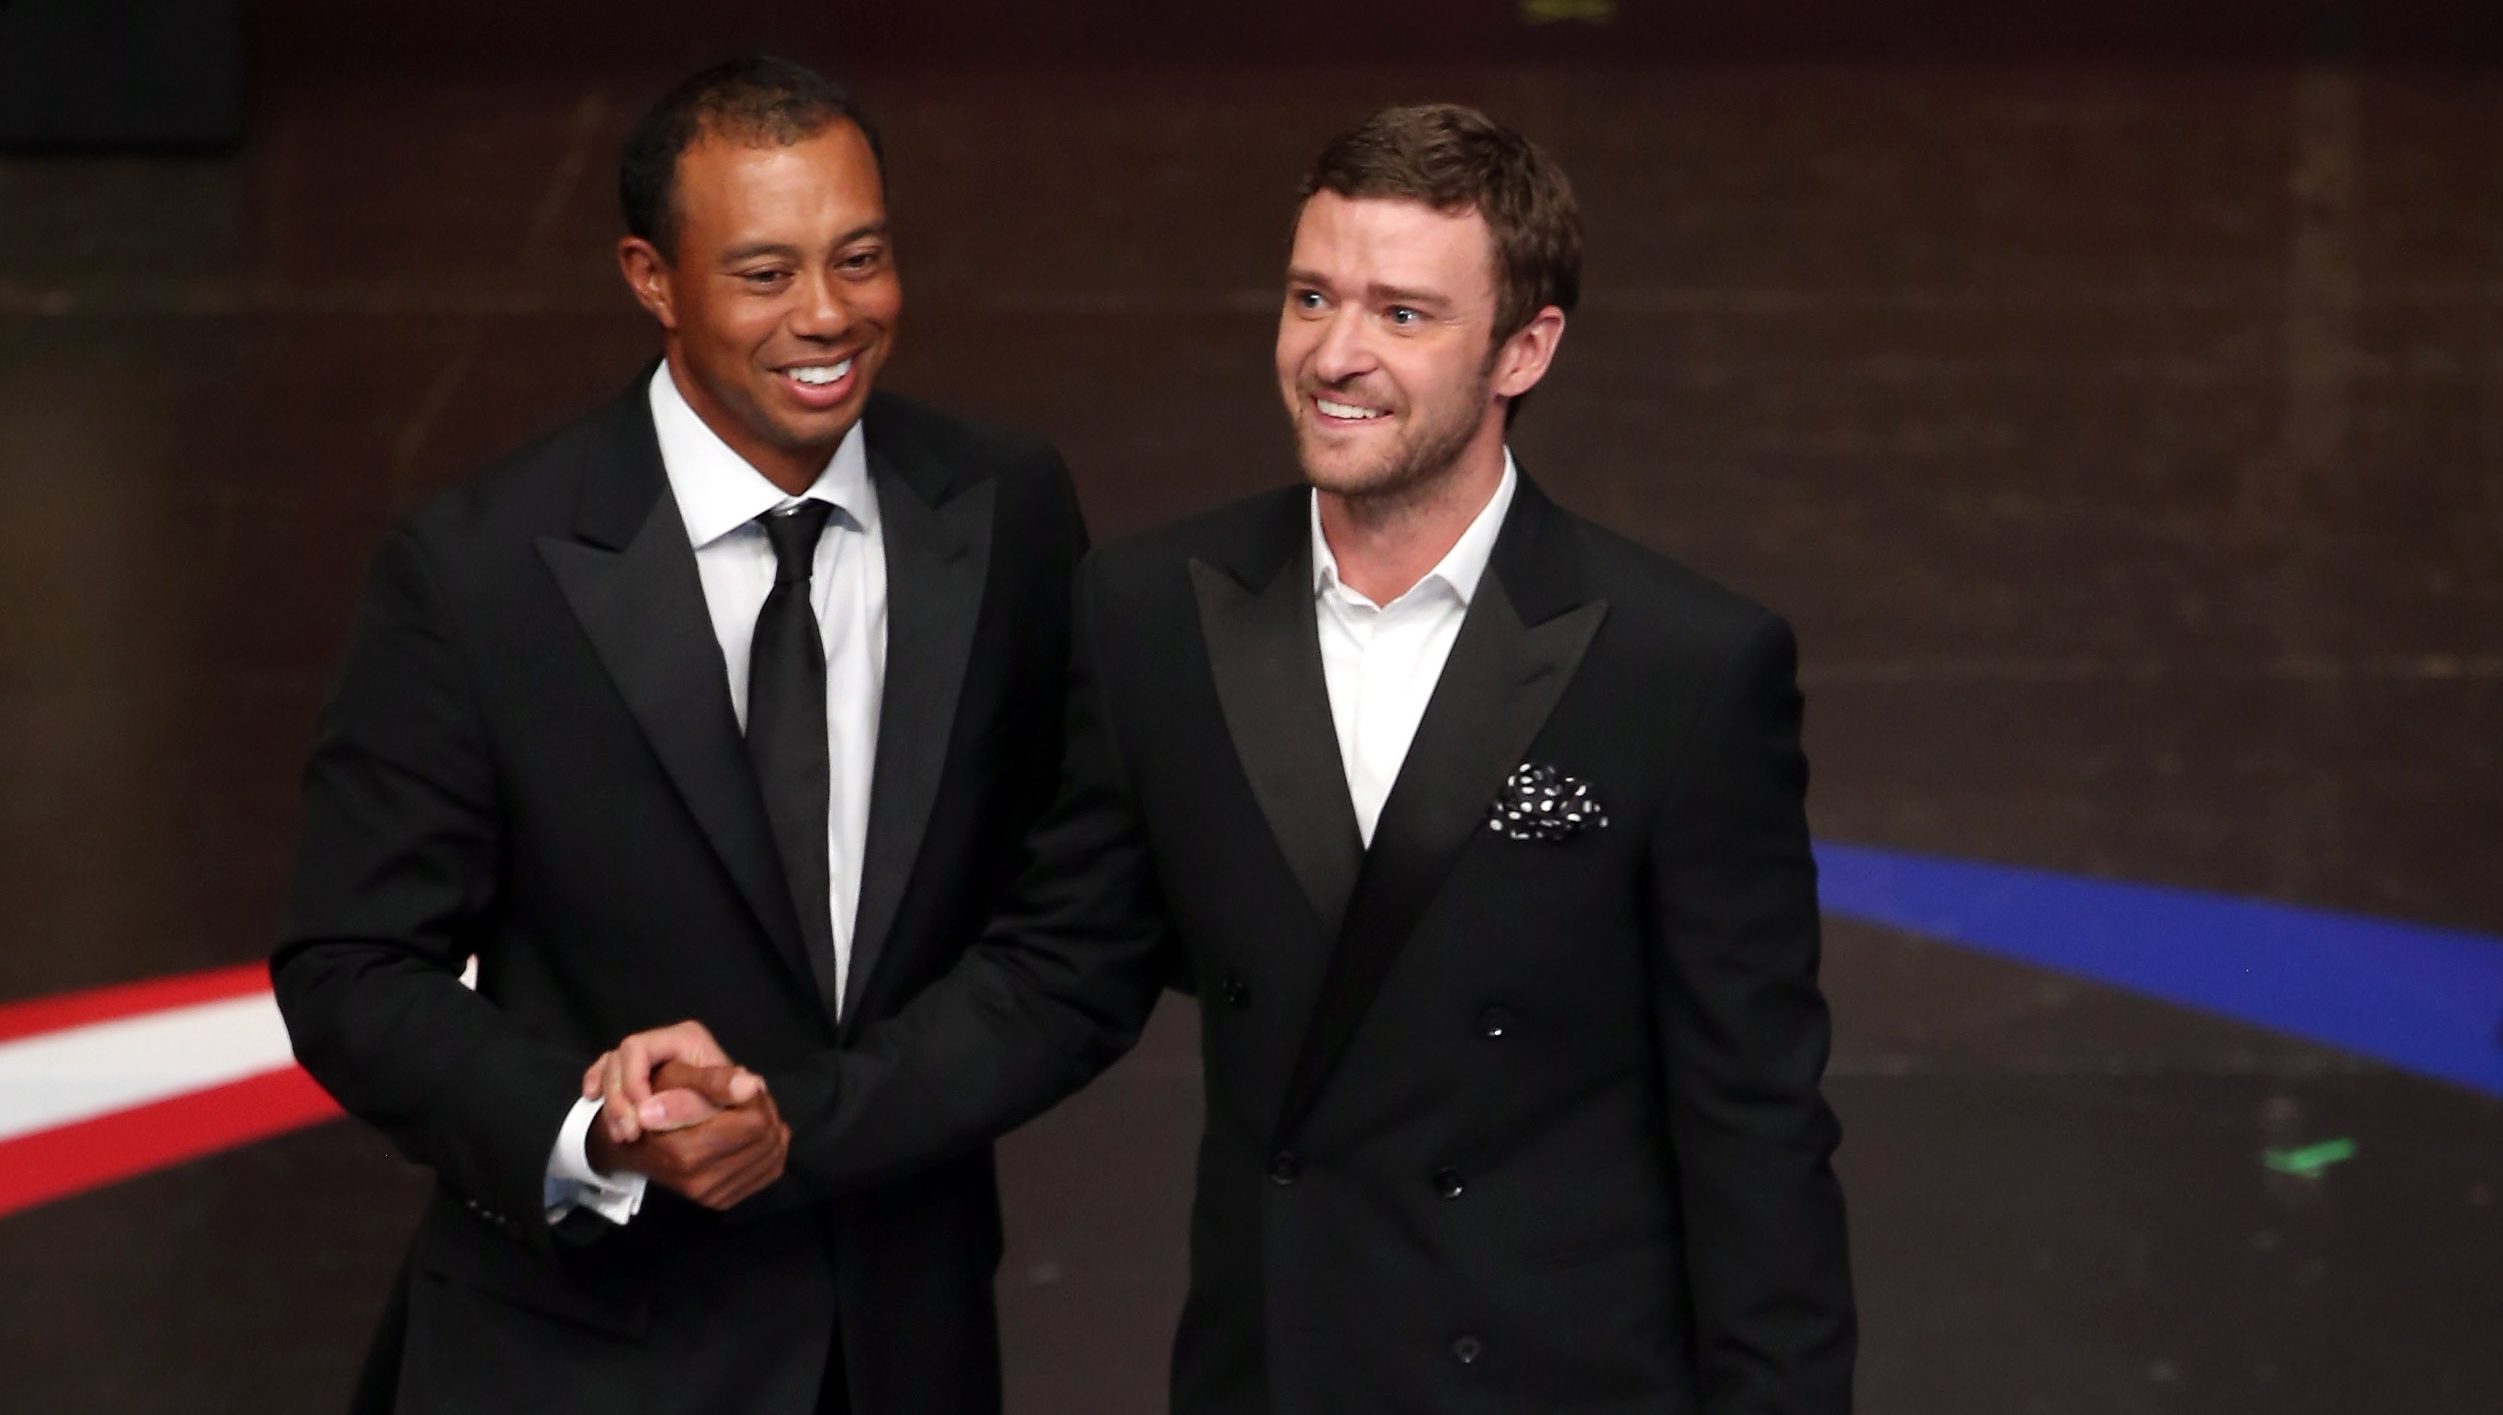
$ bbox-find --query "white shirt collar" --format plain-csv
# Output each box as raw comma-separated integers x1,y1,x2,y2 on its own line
1311,449,1518,609
649,362,875,550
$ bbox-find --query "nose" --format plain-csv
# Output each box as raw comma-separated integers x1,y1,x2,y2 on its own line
1307,305,1374,384
788,270,849,342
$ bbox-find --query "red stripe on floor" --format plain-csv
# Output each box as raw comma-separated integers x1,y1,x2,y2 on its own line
0,963,274,1045
0,1065,340,1219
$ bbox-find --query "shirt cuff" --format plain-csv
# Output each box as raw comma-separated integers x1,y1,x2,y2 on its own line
542,1094,647,1226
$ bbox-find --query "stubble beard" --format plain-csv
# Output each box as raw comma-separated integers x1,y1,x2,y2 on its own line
1293,372,1491,520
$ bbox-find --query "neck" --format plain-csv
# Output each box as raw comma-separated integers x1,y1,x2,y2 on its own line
750,452,828,498
1315,433,1506,605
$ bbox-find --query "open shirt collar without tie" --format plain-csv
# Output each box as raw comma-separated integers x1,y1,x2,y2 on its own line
1309,448,1518,615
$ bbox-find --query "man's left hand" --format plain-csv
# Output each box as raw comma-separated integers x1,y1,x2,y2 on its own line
582,1058,782,1210
582,1018,741,1144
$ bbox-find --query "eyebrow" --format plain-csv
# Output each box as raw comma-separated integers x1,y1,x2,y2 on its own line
1284,268,1452,311
1367,282,1451,311
719,222,890,266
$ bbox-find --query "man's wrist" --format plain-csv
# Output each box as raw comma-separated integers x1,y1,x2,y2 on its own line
543,1094,646,1225
548,1094,614,1184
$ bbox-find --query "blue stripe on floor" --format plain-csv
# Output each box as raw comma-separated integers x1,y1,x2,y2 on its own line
1814,844,2503,1099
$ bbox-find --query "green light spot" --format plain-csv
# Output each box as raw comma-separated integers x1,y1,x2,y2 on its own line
1519,0,1617,24
2262,1137,2357,1177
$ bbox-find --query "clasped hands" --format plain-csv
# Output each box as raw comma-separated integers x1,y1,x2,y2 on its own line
580,1020,778,1211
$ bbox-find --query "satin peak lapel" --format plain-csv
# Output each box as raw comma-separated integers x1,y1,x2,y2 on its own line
1192,547,1365,938
1272,552,1607,1147
843,454,994,1028
536,472,821,1010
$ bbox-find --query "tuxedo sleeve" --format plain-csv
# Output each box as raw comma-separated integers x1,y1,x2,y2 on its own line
1649,614,1857,1414
768,556,1174,1191
272,526,584,1245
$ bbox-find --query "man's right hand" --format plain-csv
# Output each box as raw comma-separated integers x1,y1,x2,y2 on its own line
582,1053,787,1212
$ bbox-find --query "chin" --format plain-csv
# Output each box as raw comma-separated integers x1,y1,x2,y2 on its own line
784,403,865,442
1301,458,1402,499
1290,429,1367,486
1294,442,1360,491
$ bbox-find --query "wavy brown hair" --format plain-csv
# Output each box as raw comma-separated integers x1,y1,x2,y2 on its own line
1297,102,1582,347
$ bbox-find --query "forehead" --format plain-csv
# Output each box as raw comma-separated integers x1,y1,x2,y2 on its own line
672,122,885,238
1289,191,1497,301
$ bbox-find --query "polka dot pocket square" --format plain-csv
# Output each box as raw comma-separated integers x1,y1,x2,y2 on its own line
1487,762,1609,843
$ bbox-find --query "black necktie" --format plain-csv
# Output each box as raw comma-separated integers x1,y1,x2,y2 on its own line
747,499,843,1021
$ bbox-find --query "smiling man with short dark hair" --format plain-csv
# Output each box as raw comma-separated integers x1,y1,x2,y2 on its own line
273,56,1085,1415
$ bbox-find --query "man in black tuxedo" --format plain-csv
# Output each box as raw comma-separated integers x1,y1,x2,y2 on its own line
603,103,1854,1413
271,59,1086,1415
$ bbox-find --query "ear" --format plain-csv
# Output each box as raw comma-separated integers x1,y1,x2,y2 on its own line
1490,306,1566,401
617,236,679,331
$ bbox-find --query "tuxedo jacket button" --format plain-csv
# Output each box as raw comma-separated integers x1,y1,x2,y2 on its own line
1221,976,1251,1009
1451,1334,1483,1365
1477,1006,1512,1039
1434,1168,1466,1200
1268,1151,1301,1185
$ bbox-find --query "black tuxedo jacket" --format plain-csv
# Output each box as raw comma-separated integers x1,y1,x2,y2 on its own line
777,471,1856,1414
272,374,1086,1415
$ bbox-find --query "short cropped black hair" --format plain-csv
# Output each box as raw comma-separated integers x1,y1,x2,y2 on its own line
618,57,884,260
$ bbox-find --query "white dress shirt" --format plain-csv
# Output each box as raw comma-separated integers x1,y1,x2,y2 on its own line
544,363,889,1222
1313,453,1517,844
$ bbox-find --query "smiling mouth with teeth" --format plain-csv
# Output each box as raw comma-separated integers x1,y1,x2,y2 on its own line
785,358,854,386
1314,397,1387,421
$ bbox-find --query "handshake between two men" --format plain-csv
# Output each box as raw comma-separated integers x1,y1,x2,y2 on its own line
578,1021,780,1213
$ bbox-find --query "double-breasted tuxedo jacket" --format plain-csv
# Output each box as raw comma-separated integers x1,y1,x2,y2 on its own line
272,375,1086,1415
772,472,1857,1414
